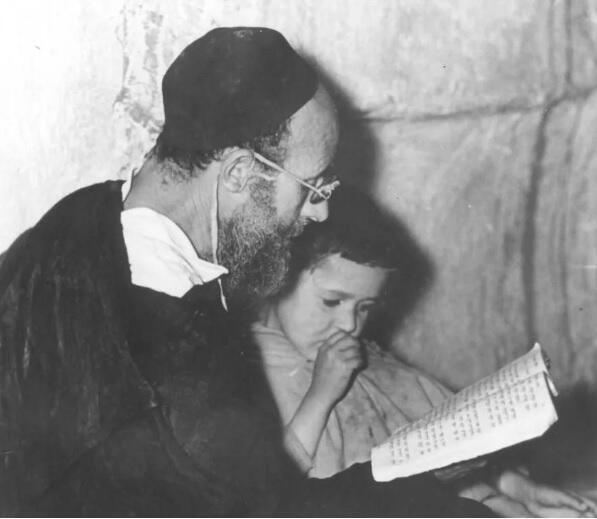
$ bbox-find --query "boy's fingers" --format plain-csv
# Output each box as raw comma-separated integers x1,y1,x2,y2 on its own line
329,336,360,353
337,349,364,366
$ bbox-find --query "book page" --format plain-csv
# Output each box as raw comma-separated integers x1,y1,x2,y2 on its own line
449,343,553,413
371,345,558,481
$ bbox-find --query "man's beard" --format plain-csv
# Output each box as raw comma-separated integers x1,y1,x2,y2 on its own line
218,185,306,304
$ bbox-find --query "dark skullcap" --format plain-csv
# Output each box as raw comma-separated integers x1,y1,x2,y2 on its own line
161,27,318,153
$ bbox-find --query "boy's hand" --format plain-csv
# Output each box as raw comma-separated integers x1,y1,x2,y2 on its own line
309,331,364,406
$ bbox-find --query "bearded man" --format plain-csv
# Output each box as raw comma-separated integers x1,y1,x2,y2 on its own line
0,27,491,516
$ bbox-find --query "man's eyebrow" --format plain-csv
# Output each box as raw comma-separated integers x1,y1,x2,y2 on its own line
305,163,337,183
321,162,337,180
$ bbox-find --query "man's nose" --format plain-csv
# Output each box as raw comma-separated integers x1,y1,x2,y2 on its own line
300,199,329,223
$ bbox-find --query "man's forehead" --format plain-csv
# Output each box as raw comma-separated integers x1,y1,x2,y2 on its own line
292,111,339,151
303,162,337,184
283,129,338,184
284,87,339,175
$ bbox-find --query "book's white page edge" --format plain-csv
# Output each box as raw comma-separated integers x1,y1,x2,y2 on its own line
371,374,558,482
387,343,551,439
372,400,557,481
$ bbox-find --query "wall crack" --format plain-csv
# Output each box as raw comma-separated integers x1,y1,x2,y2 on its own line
522,101,557,345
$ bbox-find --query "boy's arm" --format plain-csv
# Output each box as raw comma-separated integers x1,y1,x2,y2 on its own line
284,331,364,467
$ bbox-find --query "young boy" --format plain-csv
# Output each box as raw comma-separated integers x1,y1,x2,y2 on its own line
253,187,597,517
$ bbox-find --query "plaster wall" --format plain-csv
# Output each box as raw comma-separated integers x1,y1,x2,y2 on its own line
2,0,596,391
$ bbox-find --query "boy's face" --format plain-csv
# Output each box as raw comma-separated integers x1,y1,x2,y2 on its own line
274,253,389,360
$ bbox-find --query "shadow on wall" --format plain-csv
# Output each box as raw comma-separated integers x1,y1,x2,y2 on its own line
311,61,435,351
363,204,435,350
525,383,597,497
311,62,379,193
310,57,597,496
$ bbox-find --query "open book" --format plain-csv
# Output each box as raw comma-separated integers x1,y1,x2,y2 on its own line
371,343,558,481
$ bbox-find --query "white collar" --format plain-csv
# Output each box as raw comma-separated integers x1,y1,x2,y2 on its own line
120,176,228,300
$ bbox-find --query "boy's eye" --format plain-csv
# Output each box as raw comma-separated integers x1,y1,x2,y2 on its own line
322,299,341,308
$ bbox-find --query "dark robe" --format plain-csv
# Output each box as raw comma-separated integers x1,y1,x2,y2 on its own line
0,181,492,516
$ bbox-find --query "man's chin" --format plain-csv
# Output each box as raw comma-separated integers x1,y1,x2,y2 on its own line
218,211,306,304
226,259,289,303
290,219,308,238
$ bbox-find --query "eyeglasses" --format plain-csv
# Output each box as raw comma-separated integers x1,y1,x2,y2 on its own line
252,152,340,204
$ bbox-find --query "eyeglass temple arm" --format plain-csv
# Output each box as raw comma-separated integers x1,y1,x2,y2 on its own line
252,152,328,195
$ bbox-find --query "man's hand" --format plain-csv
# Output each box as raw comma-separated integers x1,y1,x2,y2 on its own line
496,470,597,517
308,331,364,406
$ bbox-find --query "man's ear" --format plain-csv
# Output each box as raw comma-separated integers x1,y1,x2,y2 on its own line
219,148,255,194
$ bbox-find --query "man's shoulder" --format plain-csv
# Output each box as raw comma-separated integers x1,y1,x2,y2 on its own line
0,180,128,297
31,180,123,238
3,181,123,260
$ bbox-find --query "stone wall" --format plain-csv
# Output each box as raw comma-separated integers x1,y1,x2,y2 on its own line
1,0,596,391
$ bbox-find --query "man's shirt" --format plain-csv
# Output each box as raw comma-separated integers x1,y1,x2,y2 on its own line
120,175,228,299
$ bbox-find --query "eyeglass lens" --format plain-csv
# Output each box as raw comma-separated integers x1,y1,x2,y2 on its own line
309,179,340,204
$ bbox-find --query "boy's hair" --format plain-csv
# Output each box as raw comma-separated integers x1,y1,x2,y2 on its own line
279,185,433,345
282,186,404,294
